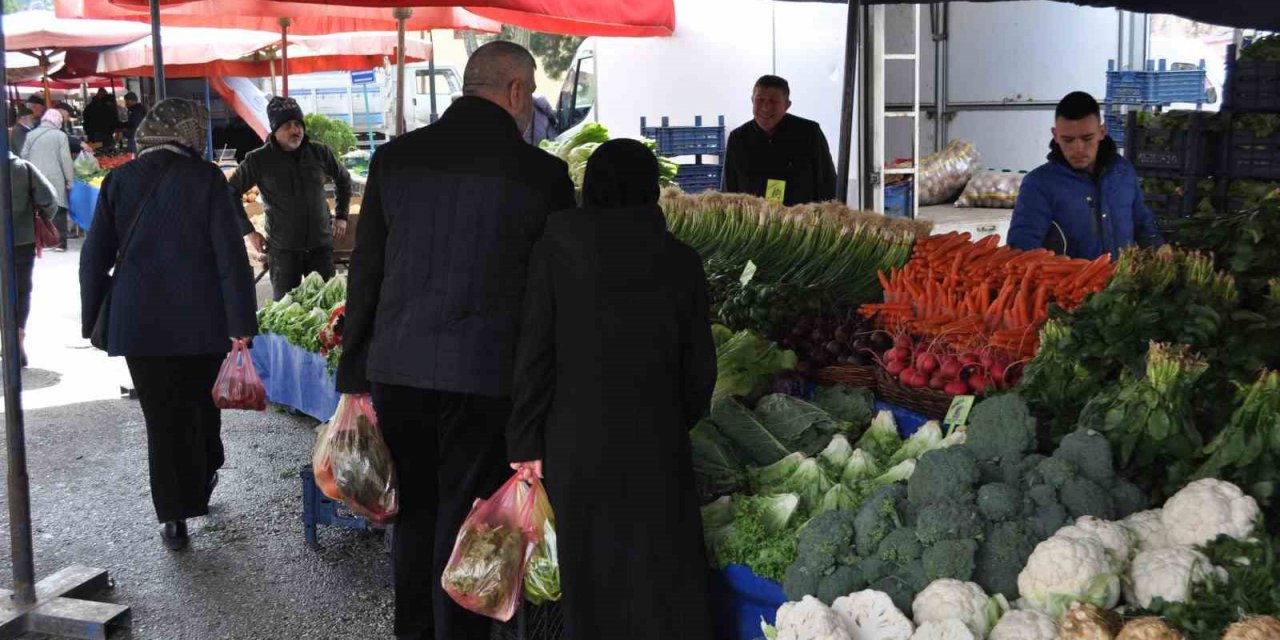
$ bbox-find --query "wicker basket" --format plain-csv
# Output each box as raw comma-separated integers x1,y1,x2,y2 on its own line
873,367,955,420
816,365,878,390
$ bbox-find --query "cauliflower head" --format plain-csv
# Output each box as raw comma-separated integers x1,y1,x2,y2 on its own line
910,619,978,640
1124,547,1227,609
777,596,853,640
832,590,914,640
1055,516,1136,569
1161,479,1259,547
988,610,1056,640
910,580,1002,638
1017,535,1121,618
1121,510,1170,554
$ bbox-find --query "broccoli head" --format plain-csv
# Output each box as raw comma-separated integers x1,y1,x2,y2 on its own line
782,563,821,602
1060,477,1116,520
1054,429,1116,488
877,527,923,564
1033,456,1078,489
915,500,985,545
855,484,908,556
816,564,867,604
1027,501,1070,539
975,521,1037,599
1025,482,1059,509
923,538,979,582
964,393,1038,464
978,483,1023,522
794,509,859,574
1111,478,1149,518
870,560,929,616
852,557,890,584
908,446,980,507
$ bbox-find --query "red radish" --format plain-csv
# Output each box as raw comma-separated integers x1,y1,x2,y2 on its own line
929,375,946,391
979,353,994,370
969,374,990,393
944,380,970,395
959,353,980,366
894,335,913,349
939,358,962,380
888,347,911,362
899,367,919,384
916,353,939,375
886,360,905,376
990,362,1008,388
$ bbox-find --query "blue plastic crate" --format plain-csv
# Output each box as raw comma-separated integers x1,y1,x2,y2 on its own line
674,163,723,194
300,464,375,545
1106,59,1207,105
641,115,726,157
884,180,914,218
1106,110,1127,147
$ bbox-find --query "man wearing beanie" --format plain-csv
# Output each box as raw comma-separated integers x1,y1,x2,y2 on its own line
229,96,352,299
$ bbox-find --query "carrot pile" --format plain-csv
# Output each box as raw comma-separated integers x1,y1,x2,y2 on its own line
858,231,1116,359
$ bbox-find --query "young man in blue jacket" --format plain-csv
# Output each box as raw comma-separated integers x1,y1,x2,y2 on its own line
1008,91,1161,259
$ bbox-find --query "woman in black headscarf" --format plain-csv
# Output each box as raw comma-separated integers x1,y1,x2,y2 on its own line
507,139,717,639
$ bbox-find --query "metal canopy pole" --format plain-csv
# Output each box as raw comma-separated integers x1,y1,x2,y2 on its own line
279,18,292,98
150,0,166,99
0,15,130,640
836,0,859,204
428,30,439,124
394,8,412,136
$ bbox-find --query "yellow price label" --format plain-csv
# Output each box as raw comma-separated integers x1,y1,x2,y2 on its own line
945,395,976,430
765,179,787,203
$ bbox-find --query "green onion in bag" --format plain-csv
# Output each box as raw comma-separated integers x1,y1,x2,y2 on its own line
523,480,561,605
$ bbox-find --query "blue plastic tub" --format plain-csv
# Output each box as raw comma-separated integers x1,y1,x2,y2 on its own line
712,564,787,640
884,181,914,218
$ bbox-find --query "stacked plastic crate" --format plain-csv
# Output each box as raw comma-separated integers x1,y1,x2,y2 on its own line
641,116,726,194
1105,59,1208,148
1219,44,1280,199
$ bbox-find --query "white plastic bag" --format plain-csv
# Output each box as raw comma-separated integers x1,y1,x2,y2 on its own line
956,170,1027,209
918,140,981,205
74,150,100,178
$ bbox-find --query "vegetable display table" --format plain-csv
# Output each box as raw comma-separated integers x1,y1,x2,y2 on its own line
249,333,340,421
69,179,100,231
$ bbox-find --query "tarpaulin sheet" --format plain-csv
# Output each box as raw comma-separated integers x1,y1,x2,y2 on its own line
68,180,99,232
250,333,341,421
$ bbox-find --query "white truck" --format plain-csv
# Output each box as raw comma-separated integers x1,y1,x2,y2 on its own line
286,62,463,144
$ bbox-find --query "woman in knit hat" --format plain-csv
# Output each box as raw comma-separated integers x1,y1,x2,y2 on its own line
80,98,258,551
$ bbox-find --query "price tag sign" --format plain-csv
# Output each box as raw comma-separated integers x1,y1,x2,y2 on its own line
944,395,976,430
739,260,758,286
765,179,787,203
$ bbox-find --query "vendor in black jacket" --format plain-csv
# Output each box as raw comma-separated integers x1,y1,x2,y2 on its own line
229,96,352,299
722,75,837,206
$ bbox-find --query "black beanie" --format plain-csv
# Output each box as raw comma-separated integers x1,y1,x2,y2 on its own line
267,96,304,134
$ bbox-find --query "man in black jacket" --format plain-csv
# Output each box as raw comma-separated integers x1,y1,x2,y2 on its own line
229,96,352,300
336,41,575,640
722,75,838,205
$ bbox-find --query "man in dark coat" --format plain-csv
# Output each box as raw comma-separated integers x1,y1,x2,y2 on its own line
336,41,575,640
228,96,352,299
83,88,120,147
122,92,147,153
722,75,838,206
508,139,718,640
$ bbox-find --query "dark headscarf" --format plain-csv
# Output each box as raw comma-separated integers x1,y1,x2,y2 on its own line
582,138,660,209
136,98,208,155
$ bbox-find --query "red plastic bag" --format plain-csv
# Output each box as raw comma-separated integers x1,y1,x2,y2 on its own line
442,472,540,621
211,338,266,411
311,394,398,524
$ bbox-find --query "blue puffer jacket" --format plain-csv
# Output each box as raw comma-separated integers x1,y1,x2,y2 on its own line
1008,138,1161,259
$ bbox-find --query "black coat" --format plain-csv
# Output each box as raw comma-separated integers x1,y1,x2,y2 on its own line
80,147,258,357
722,113,838,206
229,136,352,251
506,204,717,640
336,97,576,396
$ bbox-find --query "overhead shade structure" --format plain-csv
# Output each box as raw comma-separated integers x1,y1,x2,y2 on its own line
253,0,676,37
96,27,433,78
3,10,152,49
59,0,502,35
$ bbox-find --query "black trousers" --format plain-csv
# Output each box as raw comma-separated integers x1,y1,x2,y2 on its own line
269,246,334,301
14,243,34,329
370,384,512,640
53,205,69,249
126,355,226,523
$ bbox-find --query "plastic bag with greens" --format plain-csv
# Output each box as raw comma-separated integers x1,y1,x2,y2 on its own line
314,394,398,524
522,479,560,605
442,472,536,621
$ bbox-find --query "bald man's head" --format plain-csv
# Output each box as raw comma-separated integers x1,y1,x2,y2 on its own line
463,41,538,134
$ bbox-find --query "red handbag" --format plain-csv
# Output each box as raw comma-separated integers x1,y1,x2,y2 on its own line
24,164,60,256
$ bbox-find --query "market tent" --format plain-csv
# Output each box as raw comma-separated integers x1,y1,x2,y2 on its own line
3,10,152,50
57,0,501,36
96,28,432,78
250,0,676,37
